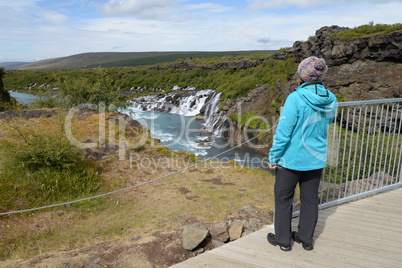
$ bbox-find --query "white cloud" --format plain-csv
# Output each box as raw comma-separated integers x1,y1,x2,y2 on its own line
185,3,235,13
0,5,31,26
0,0,40,10
33,8,68,24
96,0,181,20
247,0,321,9
95,0,235,21
246,0,402,9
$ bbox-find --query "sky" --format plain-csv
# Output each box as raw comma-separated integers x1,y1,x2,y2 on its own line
0,0,401,62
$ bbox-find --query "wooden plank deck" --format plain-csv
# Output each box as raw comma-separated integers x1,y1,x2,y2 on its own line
172,187,402,268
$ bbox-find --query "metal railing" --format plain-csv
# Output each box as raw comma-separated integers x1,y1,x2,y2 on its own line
293,98,402,215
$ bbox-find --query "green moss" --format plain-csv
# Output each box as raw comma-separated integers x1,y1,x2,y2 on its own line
229,112,269,130
335,93,346,102
330,23,402,39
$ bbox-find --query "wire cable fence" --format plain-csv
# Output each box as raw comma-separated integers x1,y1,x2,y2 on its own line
0,124,277,216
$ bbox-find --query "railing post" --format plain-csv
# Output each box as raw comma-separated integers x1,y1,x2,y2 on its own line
399,143,402,183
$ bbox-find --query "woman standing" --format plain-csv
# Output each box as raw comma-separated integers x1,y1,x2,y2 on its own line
267,56,337,251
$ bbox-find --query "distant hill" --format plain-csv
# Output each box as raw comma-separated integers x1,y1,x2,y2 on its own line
17,51,275,70
0,62,31,69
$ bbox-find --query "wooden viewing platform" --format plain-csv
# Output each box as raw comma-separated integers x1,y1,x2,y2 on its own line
172,187,402,268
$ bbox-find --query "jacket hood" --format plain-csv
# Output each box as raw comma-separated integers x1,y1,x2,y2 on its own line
296,82,337,116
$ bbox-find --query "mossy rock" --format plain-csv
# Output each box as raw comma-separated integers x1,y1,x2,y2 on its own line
0,72,16,111
0,88,19,112
0,88,14,112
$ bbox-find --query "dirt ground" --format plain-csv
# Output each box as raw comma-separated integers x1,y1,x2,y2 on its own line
1,209,273,268
1,231,190,268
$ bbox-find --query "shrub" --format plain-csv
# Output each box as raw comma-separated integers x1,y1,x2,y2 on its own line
59,68,128,111
28,92,62,109
0,67,22,111
331,23,402,39
229,112,268,130
0,118,102,208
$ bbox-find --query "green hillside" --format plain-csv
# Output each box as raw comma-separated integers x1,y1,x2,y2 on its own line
18,51,275,70
0,62,31,69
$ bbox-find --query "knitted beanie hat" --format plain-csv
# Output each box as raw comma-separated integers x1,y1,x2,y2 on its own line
298,56,328,82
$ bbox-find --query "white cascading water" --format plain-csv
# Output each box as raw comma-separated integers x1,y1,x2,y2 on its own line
130,89,226,135
203,91,227,137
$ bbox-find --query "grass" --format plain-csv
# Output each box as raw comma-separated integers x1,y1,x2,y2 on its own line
330,23,402,39
0,109,276,262
0,114,102,209
0,160,275,261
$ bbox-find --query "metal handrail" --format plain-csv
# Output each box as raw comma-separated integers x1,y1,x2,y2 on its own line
337,98,402,107
293,98,402,216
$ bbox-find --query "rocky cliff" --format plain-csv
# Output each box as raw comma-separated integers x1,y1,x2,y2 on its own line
270,25,402,102
272,25,402,66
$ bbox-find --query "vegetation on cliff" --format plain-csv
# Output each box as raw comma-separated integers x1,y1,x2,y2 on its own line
0,67,19,112
330,22,402,39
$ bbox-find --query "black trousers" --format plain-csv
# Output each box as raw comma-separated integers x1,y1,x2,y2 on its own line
274,166,323,245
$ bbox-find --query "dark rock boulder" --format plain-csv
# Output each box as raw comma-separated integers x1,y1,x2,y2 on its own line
208,221,229,242
182,223,209,251
0,87,10,104
228,221,243,241
179,205,273,252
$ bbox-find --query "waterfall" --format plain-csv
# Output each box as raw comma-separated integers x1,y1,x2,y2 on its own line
129,89,225,134
203,91,226,137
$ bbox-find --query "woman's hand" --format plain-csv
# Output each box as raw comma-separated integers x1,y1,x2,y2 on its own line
268,163,278,170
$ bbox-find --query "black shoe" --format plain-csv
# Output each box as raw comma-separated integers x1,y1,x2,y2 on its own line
292,231,314,251
267,233,291,251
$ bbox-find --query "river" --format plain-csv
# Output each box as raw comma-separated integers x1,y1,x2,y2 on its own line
8,90,38,105
8,91,269,168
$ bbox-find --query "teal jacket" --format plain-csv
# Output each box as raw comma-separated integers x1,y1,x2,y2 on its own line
269,81,337,171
